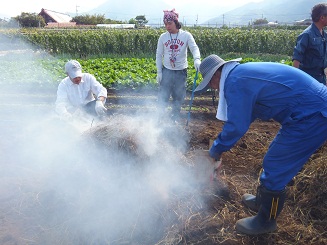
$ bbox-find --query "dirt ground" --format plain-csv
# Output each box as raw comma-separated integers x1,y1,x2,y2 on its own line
104,89,326,245
107,89,326,245
0,88,326,245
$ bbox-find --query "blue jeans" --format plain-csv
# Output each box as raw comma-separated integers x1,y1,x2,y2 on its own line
158,67,187,116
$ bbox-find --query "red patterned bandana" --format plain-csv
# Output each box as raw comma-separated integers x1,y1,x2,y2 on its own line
163,8,179,23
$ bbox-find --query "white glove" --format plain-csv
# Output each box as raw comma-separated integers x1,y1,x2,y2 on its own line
194,59,201,71
95,100,107,116
156,72,162,84
60,111,72,121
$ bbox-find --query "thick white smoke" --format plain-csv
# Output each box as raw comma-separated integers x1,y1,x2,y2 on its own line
0,32,216,244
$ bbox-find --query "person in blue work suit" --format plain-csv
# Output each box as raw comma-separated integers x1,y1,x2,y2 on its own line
194,54,327,235
293,3,327,84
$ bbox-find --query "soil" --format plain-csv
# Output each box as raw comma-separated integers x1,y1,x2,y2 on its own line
105,89,326,245
0,88,325,245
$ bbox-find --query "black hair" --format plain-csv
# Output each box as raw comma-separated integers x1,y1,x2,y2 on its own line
311,3,327,22
174,20,182,29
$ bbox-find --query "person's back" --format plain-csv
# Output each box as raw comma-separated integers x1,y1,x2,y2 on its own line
195,54,327,235
225,62,327,124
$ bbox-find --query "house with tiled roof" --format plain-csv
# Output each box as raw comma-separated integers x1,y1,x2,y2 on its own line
39,8,76,27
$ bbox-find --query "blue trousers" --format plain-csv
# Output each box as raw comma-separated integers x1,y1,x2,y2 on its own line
260,112,327,191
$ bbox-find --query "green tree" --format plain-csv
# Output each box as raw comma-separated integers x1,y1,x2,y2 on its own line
128,18,136,24
134,15,148,28
72,14,106,25
14,12,46,27
253,18,268,25
104,18,125,24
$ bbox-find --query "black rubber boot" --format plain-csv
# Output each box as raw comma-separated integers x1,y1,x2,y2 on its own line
242,194,259,211
241,185,263,212
236,186,286,235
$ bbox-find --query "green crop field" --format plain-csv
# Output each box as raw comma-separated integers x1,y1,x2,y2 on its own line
0,27,296,90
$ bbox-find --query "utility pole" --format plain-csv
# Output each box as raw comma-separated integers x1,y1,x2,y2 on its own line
76,5,80,16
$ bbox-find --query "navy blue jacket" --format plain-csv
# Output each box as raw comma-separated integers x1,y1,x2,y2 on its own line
293,23,327,84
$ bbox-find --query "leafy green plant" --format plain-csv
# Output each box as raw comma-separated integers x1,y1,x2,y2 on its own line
10,28,301,57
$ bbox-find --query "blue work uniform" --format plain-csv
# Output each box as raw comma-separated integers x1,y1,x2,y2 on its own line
292,23,327,84
210,62,327,191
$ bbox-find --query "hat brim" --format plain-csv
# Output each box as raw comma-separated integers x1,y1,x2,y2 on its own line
68,70,82,78
194,58,242,94
194,64,221,94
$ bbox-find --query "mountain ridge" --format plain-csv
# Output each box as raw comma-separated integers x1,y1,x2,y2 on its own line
204,0,322,26
88,0,322,26
0,0,322,27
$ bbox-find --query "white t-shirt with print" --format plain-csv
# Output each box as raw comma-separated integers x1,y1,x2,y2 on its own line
156,29,200,72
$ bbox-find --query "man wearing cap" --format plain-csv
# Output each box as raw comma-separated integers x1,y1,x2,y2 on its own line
195,54,327,235
292,3,327,84
156,8,201,122
55,60,108,119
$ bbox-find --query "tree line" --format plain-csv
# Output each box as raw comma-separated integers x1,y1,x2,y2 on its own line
0,12,148,28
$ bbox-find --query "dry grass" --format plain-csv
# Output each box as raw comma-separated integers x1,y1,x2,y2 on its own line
81,116,327,244
3,115,324,245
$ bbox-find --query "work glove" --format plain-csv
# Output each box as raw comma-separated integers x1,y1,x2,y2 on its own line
192,149,222,182
61,111,72,121
156,72,162,84
194,59,201,71
95,100,107,116
212,158,222,181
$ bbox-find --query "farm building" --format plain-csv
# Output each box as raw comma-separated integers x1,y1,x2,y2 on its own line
96,24,136,29
39,8,76,28
294,18,312,26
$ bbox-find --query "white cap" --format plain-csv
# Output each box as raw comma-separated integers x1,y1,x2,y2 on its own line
65,60,82,78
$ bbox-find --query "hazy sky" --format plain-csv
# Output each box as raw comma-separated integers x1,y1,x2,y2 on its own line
1,0,263,22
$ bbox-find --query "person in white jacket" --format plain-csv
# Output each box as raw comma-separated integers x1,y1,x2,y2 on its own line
156,8,201,122
55,60,107,119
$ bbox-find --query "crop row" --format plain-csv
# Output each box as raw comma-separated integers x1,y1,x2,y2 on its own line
2,28,302,57
0,53,292,91
0,28,295,90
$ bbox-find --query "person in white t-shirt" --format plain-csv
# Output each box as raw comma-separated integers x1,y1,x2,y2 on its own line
55,60,108,119
156,8,201,122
